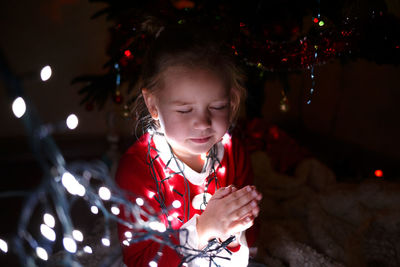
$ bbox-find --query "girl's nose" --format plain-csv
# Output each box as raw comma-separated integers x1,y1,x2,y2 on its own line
193,111,211,129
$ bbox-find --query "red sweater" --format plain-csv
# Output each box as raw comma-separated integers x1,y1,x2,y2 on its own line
116,133,253,267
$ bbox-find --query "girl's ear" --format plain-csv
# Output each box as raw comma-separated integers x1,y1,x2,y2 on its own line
142,88,159,120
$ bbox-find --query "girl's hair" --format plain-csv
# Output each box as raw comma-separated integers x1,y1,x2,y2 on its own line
131,22,246,134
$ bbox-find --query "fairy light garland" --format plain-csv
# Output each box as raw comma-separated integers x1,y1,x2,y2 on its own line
0,58,235,267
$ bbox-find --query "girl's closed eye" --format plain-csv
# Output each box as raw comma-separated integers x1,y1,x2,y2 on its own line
210,104,228,110
177,108,192,114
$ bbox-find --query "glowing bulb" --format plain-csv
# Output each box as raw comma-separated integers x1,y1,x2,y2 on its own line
167,216,173,221
169,185,174,191
63,237,77,253
40,224,56,241
172,200,181,208
222,133,231,145
319,20,325,27
90,205,99,214
172,212,179,218
66,114,78,130
200,153,207,161
123,239,130,246
148,191,155,198
61,172,86,196
72,230,83,242
149,260,158,267
375,169,383,177
40,65,52,81
101,237,110,246
98,186,111,200
124,231,133,238
36,247,48,261
83,246,92,254
0,239,8,253
218,166,226,175
43,213,55,228
111,206,120,215
149,221,166,232
12,97,26,118
136,197,144,206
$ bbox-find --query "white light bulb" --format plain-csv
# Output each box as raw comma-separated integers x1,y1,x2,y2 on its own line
43,213,55,228
149,221,166,233
136,197,144,206
167,216,173,221
90,206,99,214
172,200,181,209
101,237,110,247
63,237,77,253
0,239,8,253
111,206,120,215
122,239,130,246
66,114,78,130
149,260,158,267
83,246,92,254
124,231,132,238
40,224,56,242
222,133,231,145
40,65,52,81
72,230,83,242
61,172,86,196
169,185,174,191
36,247,48,261
148,191,155,198
218,166,226,175
98,186,111,200
12,97,26,118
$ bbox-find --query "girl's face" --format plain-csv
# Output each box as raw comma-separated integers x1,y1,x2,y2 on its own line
144,66,230,161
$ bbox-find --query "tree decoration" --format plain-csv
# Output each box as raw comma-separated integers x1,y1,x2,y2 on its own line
73,0,400,112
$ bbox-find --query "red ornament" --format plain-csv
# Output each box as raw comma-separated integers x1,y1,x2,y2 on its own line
313,18,319,23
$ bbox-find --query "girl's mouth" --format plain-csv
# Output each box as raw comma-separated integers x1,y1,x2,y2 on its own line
190,136,211,144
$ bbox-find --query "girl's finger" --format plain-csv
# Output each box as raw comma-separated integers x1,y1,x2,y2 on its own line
211,186,233,200
225,186,259,212
229,216,254,234
230,200,258,221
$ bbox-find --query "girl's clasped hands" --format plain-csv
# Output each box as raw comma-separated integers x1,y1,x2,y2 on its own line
197,185,262,248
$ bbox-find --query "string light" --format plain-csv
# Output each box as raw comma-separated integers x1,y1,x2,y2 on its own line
101,237,110,247
0,239,8,253
35,247,48,261
90,205,99,214
40,65,52,81
124,231,133,238
40,224,56,242
83,246,93,254
111,206,120,215
72,230,84,242
374,169,383,178
61,172,86,196
63,237,77,253
12,97,26,118
172,200,182,209
66,114,79,130
98,186,111,200
136,197,144,206
43,213,55,228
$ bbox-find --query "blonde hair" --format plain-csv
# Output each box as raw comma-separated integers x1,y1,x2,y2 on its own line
131,24,246,134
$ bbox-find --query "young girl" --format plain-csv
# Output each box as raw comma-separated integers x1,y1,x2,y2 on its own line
116,24,262,267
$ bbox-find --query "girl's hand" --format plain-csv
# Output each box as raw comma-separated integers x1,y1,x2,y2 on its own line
196,185,262,249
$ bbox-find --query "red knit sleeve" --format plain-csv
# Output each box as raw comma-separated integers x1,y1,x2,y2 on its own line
116,150,182,267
